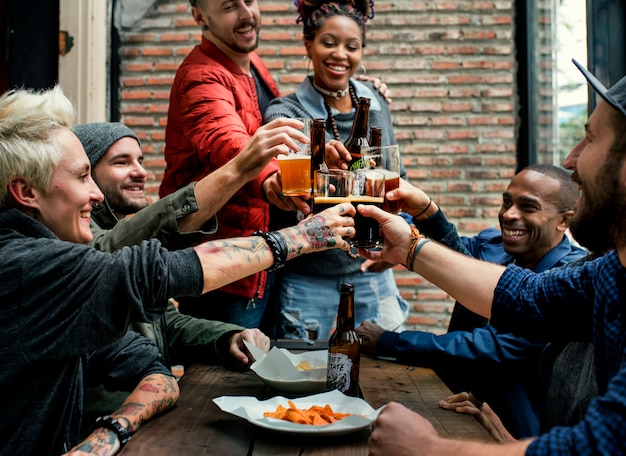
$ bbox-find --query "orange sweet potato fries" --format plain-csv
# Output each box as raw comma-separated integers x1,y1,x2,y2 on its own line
264,400,351,425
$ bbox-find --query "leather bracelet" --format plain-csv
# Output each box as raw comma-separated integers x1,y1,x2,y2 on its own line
253,230,288,272
405,225,429,272
93,415,132,449
413,197,433,220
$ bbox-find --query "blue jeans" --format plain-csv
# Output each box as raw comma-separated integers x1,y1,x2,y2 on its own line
276,269,408,339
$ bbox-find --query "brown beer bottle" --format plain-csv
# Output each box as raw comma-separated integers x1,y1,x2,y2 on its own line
310,118,326,176
309,118,326,209
327,283,360,396
368,126,382,167
368,126,382,149
345,97,370,171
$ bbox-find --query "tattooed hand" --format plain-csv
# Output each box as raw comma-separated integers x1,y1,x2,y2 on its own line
280,203,355,257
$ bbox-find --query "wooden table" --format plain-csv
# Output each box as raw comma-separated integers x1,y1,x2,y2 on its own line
124,353,492,454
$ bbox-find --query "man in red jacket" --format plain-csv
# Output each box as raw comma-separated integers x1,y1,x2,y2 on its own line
160,0,309,330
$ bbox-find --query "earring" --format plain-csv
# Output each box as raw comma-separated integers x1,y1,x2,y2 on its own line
201,24,208,31
360,64,366,74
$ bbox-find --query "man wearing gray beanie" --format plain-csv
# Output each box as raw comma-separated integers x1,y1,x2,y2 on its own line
73,119,307,425
73,122,148,224
73,118,307,251
73,122,140,176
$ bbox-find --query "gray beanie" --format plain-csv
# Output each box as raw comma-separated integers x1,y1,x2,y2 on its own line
73,122,140,168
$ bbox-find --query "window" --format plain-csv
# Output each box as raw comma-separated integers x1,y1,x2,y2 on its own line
516,0,626,168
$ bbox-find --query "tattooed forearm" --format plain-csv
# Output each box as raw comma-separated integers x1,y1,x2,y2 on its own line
111,374,179,433
195,236,270,266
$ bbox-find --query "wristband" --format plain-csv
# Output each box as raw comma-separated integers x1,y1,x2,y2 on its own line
253,230,288,272
93,415,132,449
413,198,433,219
405,225,429,272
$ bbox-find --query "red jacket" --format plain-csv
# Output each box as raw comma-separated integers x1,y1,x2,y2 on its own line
161,38,280,299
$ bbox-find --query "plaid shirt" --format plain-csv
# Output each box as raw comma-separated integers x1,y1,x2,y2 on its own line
491,251,626,455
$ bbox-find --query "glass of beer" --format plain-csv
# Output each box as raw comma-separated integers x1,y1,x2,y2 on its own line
313,169,353,213
351,169,385,249
278,118,313,196
363,145,402,214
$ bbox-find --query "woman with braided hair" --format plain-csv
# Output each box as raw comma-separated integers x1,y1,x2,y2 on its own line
264,0,409,340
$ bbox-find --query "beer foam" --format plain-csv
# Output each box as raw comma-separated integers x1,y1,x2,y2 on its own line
278,154,311,160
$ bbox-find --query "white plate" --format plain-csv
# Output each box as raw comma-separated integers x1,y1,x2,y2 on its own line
245,341,328,393
212,390,382,436
259,375,327,394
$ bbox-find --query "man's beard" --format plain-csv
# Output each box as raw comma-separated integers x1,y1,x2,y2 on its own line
569,161,626,254
228,30,259,54
103,186,148,217
207,19,259,54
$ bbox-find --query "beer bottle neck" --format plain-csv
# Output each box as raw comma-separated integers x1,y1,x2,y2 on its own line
368,126,382,149
336,294,355,330
345,98,370,150
310,119,326,172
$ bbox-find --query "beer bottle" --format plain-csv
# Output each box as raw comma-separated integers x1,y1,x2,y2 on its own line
345,97,370,171
309,118,326,209
368,126,382,149
327,283,360,396
368,126,382,167
310,118,326,176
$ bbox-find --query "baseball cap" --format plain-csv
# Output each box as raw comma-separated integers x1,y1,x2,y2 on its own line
573,58,626,119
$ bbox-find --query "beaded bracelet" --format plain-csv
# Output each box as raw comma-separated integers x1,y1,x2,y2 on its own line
405,225,430,272
253,230,288,272
413,197,433,220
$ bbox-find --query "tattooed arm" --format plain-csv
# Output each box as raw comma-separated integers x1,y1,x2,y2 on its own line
193,203,355,294
65,373,179,455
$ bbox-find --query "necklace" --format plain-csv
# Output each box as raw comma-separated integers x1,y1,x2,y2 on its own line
322,84,358,140
312,80,349,100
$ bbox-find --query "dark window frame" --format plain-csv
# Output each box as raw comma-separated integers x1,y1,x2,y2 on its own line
515,0,626,169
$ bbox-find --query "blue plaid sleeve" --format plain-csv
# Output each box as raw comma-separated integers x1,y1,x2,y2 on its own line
492,252,626,454
490,263,595,342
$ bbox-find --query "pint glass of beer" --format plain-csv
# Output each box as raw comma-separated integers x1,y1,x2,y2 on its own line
363,145,402,214
278,118,313,196
313,169,353,213
351,170,385,249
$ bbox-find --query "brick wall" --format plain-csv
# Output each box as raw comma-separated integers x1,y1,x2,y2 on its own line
117,0,522,334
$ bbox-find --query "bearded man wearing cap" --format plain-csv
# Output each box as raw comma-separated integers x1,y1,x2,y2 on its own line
362,60,626,455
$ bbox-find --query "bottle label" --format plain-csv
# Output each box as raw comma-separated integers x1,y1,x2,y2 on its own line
348,158,366,172
327,352,353,393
